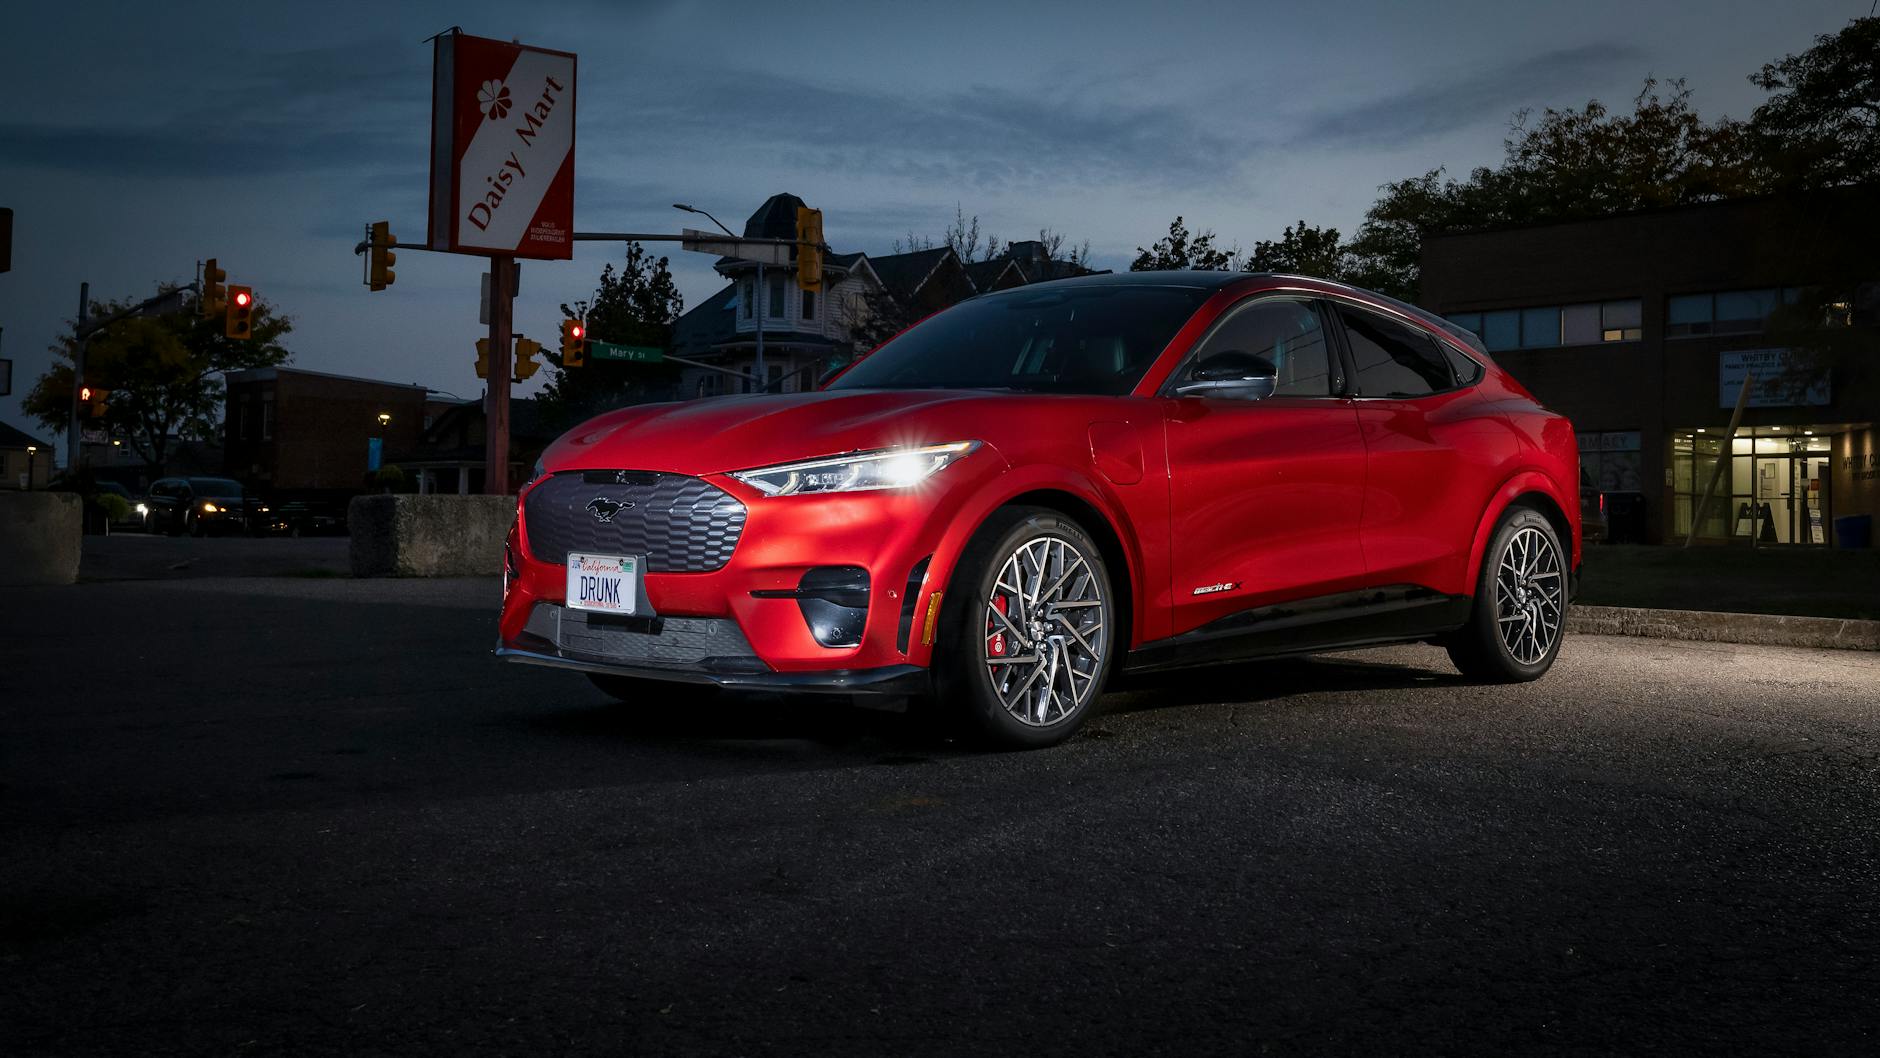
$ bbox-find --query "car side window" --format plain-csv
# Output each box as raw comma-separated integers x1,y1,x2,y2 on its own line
1441,342,1484,386
1187,298,1335,397
1338,307,1454,398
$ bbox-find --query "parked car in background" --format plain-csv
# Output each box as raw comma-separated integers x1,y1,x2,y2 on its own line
257,501,347,537
144,477,253,537
501,271,1582,748
94,480,148,532
1580,467,1608,544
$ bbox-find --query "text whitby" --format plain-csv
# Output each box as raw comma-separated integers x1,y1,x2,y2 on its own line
467,74,567,233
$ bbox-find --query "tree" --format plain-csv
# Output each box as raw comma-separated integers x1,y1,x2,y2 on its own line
535,242,684,429
1339,79,1756,301
1130,216,1233,271
1035,227,1092,273
1748,16,1880,191
24,289,293,472
1245,221,1349,278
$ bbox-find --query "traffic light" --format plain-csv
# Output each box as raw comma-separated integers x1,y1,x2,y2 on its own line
560,318,586,367
796,206,824,293
367,221,396,291
513,338,542,383
79,385,108,418
201,258,227,317
224,286,254,339
475,338,491,380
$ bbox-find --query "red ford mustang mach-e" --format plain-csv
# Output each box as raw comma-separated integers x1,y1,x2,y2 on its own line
500,271,1579,747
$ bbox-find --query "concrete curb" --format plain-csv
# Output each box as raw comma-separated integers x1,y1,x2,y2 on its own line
1568,604,1880,652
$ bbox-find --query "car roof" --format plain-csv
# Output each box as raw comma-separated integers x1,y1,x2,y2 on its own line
1011,270,1491,357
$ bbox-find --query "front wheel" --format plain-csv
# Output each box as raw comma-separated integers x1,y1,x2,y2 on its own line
1447,506,1567,682
933,507,1116,749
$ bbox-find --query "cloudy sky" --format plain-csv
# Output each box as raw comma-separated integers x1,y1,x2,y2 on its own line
0,0,1865,446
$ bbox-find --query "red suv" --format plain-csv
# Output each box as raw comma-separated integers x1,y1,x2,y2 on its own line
501,272,1579,747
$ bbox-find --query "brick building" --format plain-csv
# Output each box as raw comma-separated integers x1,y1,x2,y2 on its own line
1420,190,1879,547
223,367,432,502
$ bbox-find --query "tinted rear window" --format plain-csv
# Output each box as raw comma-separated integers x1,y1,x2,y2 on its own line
829,285,1210,395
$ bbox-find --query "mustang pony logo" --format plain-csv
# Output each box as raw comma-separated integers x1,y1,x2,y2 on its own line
586,497,633,523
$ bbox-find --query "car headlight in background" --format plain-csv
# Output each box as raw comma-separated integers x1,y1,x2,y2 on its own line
201,501,220,513
134,503,148,516
731,441,979,497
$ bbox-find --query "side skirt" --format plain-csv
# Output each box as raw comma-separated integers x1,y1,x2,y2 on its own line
1123,584,1471,674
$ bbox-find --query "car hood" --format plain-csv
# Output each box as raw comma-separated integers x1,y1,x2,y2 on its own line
542,389,1104,477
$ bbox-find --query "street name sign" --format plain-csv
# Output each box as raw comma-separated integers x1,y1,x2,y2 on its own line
590,341,665,364
428,32,577,259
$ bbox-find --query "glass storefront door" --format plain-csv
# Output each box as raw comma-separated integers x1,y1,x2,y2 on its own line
1672,429,1833,545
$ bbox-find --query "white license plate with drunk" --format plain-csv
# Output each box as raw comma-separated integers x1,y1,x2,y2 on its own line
566,553,638,615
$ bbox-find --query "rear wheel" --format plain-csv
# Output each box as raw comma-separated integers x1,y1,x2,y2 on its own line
1447,506,1567,682
933,507,1116,749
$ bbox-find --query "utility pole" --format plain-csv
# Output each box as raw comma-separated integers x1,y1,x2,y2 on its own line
485,254,514,495
69,282,89,474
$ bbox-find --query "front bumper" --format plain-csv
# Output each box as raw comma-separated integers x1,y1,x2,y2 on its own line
497,450,1007,689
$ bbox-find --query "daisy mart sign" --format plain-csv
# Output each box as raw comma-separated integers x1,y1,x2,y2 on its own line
427,32,577,259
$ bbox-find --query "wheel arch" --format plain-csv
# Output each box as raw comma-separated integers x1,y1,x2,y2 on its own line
922,475,1145,666
1463,471,1578,599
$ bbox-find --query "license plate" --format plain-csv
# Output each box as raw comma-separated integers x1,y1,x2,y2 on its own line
566,553,638,615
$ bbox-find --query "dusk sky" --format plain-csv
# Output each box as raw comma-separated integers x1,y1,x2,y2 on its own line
0,0,1865,444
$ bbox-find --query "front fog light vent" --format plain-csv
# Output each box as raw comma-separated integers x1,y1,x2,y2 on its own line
797,566,869,648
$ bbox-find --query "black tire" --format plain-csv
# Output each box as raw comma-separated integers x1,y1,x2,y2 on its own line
932,506,1117,749
1447,505,1568,682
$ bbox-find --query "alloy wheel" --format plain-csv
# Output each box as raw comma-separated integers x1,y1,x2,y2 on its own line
1494,525,1564,665
982,535,1108,727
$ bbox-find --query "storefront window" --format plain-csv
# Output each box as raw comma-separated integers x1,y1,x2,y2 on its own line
1670,429,1832,544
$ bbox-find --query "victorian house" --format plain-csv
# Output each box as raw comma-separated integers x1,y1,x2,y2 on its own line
670,193,1100,398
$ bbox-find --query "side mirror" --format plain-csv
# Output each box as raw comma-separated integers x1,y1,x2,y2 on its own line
1173,350,1278,401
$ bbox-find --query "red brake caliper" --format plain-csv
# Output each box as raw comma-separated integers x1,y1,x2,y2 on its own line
988,594,1009,657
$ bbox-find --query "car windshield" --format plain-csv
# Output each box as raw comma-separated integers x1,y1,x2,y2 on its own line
827,285,1210,395
189,478,243,496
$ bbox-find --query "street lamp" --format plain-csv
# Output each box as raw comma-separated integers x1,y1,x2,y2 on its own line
377,412,392,428
672,203,736,238
674,202,765,391
25,445,35,491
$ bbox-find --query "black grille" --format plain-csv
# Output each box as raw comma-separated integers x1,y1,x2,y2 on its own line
522,470,746,572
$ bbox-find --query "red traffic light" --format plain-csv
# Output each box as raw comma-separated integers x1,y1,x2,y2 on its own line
571,324,583,339
233,290,252,308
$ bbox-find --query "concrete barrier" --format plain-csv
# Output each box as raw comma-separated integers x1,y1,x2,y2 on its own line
348,494,516,578
0,492,84,586
1568,604,1880,652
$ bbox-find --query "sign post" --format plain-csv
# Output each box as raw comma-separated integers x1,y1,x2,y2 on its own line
486,254,514,495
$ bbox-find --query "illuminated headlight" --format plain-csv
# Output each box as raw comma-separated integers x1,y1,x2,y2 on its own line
731,441,979,497
134,503,148,516
201,501,220,513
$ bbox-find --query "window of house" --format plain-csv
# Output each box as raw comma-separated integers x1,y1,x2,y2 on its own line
741,278,754,320
1339,306,1453,397
1450,299,1639,350
1666,288,1796,337
1600,299,1642,341
1521,307,1561,348
801,289,816,321
768,275,785,318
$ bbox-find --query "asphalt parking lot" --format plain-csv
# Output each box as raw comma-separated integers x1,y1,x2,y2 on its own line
4,575,1877,1056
